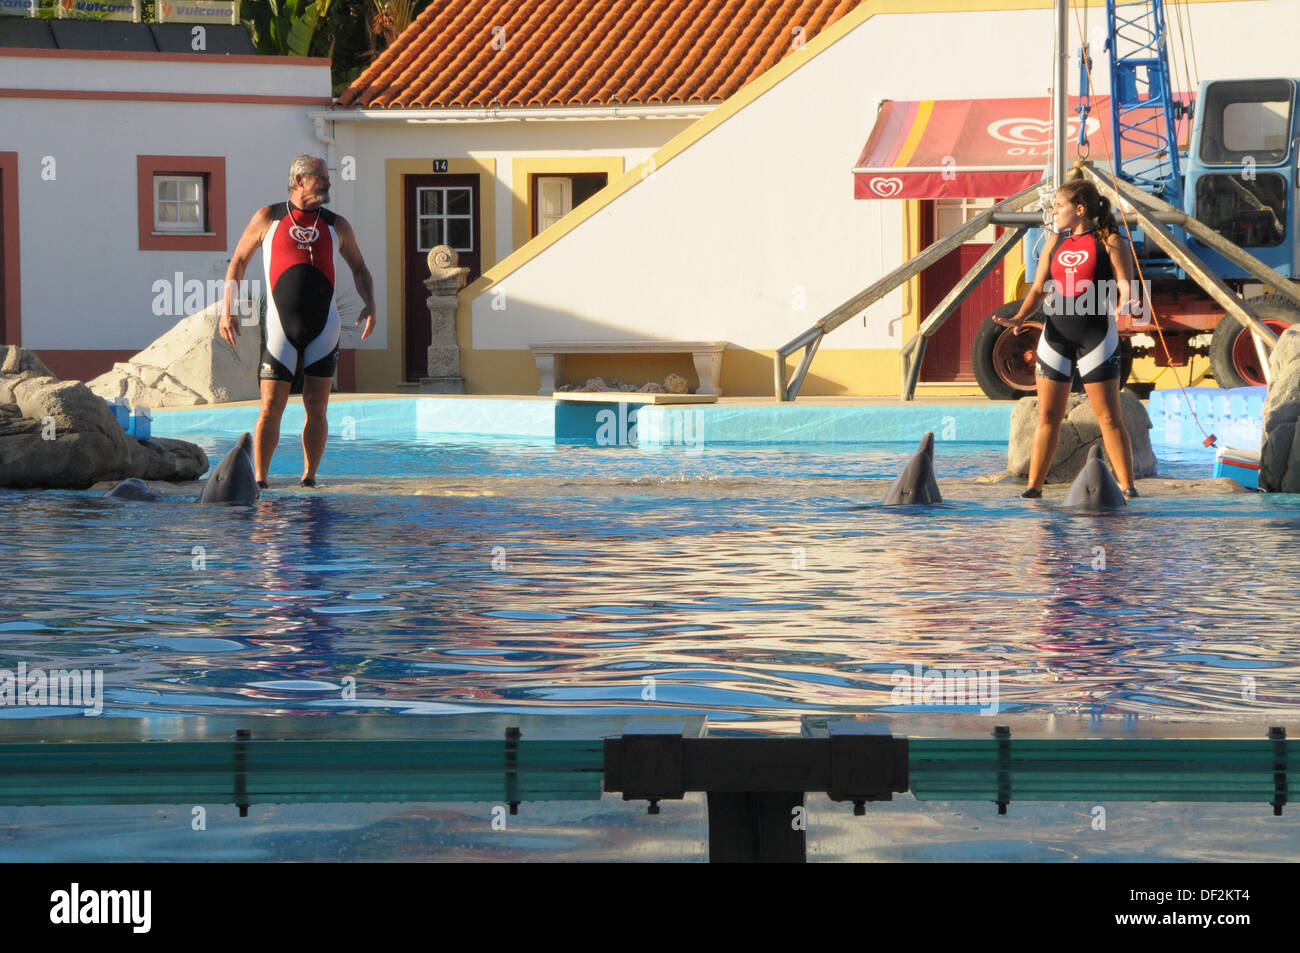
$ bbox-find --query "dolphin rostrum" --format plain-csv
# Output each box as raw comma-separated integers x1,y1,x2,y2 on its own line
197,432,260,504
1063,444,1127,510
105,477,162,502
883,431,942,505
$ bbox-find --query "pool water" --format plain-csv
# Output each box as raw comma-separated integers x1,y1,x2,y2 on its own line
182,429,1214,482
1,435,1295,733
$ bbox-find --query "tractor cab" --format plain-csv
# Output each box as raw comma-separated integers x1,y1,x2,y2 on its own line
1184,78,1298,279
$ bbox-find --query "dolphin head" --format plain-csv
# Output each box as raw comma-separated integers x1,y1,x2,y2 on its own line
1064,444,1126,510
197,432,260,504
883,431,942,506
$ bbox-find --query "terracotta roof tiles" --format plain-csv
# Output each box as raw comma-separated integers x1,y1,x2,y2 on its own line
337,0,866,109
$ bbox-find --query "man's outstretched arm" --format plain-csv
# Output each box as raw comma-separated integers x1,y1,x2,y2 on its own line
221,207,273,347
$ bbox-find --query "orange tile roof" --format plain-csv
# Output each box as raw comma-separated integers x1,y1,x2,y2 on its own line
338,0,865,109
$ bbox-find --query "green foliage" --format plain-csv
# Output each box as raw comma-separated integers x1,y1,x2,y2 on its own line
242,0,325,57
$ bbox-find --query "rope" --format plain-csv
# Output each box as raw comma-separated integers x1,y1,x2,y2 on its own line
1177,0,1200,89
1169,0,1198,112
1070,0,1217,446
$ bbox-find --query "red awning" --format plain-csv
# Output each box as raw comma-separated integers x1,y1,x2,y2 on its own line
853,95,1189,200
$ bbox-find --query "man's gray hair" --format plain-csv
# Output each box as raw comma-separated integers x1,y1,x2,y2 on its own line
288,155,325,192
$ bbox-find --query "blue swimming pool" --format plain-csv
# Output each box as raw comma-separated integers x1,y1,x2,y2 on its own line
2,427,1295,731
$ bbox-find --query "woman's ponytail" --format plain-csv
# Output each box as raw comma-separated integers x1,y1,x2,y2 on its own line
1095,195,1119,239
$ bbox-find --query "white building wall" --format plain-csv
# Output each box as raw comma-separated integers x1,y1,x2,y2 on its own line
468,0,1299,353
326,116,698,352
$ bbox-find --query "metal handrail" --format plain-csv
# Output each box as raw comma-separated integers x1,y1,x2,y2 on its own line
773,184,1043,401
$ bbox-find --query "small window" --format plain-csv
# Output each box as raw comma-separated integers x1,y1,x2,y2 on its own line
416,186,473,252
1198,79,1294,165
154,175,206,233
532,173,608,237
1195,173,1287,247
935,197,997,244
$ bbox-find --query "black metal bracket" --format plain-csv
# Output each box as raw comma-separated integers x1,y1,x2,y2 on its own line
505,726,521,815
603,724,907,862
1270,726,1287,816
233,728,251,818
827,721,909,814
995,725,1011,815
603,728,908,806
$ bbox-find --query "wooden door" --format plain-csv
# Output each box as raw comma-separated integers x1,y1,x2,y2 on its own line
919,198,1005,382
404,173,480,382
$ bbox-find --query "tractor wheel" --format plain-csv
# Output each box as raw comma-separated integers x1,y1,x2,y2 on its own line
1209,293,1300,388
973,300,1043,400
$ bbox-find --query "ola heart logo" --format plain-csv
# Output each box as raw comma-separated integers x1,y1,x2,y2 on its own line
869,176,904,198
987,116,1101,146
1058,249,1090,269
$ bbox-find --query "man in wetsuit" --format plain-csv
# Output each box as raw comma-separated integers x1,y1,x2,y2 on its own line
220,155,375,488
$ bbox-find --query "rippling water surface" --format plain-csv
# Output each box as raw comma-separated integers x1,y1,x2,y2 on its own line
0,439,1295,732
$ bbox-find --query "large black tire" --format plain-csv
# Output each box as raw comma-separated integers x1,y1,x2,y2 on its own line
1210,293,1300,389
973,301,1134,399
973,300,1043,400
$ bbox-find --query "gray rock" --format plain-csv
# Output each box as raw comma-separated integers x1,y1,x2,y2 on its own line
0,346,55,405
0,348,208,489
86,302,262,408
1259,328,1300,492
1008,388,1156,483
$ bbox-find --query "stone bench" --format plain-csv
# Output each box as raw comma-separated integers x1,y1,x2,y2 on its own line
530,341,727,396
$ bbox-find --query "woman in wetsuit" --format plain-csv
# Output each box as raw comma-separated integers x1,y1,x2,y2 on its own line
994,177,1140,499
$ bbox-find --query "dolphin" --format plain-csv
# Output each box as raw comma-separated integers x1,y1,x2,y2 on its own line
197,432,260,504
1063,444,1127,509
105,477,161,502
883,431,942,505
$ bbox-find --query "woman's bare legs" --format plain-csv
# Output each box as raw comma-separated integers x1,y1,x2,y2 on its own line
1083,377,1135,489
1027,376,1073,491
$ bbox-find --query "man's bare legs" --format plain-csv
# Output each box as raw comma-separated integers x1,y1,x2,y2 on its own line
301,374,332,484
254,379,290,484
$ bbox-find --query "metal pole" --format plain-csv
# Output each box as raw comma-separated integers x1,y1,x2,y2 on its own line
1052,0,1069,191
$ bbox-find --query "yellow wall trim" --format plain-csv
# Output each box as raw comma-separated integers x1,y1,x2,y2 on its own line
510,156,626,253
355,156,496,393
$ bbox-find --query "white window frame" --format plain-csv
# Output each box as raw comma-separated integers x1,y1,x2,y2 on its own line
535,176,574,234
153,174,206,234
934,197,997,244
416,186,474,253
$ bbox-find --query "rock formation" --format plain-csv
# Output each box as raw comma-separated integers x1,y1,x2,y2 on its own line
1007,389,1156,482
1260,328,1300,492
87,302,262,407
0,346,207,489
